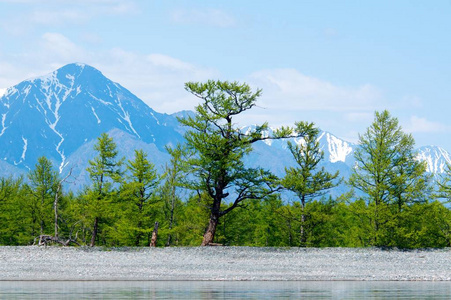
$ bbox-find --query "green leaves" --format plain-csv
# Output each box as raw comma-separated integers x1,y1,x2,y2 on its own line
180,80,317,245
28,156,59,236
184,80,261,119
280,126,340,246
85,133,124,246
349,110,431,246
282,128,340,203
87,133,124,187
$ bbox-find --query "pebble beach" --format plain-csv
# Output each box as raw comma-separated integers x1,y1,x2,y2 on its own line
1,246,450,281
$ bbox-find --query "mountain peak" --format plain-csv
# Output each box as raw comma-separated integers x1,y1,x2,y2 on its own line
0,63,183,173
57,62,99,75
30,63,105,88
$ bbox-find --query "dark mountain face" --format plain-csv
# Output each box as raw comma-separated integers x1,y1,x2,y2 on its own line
0,63,183,173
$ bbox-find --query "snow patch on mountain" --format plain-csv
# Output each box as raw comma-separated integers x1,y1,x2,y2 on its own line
91,107,101,124
0,88,6,97
0,113,7,136
318,132,354,163
416,146,451,173
0,63,184,175
14,136,28,165
116,97,140,138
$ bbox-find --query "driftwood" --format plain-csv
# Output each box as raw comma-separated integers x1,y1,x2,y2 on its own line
33,235,80,247
207,242,224,246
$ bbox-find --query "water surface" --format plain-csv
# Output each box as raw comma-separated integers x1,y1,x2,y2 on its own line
1,281,450,299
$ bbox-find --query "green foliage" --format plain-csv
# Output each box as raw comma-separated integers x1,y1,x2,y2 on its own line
85,133,124,246
28,156,59,236
116,149,160,246
0,107,450,249
160,145,186,246
281,127,340,246
174,193,211,246
438,163,451,202
179,80,315,245
0,176,31,244
216,195,288,246
348,110,431,246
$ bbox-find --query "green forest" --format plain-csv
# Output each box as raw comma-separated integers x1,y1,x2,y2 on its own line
1,80,451,248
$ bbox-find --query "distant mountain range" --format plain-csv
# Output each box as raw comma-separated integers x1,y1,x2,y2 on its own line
1,63,450,193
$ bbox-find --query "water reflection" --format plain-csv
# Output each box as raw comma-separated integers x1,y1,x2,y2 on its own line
0,281,450,299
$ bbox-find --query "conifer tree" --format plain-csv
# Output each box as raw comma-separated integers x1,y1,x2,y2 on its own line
348,110,429,246
0,176,29,244
86,133,123,246
119,149,159,246
179,80,315,246
281,128,340,246
162,145,185,246
28,156,59,236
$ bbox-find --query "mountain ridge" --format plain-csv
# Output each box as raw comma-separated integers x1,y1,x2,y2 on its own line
0,63,183,175
1,63,450,191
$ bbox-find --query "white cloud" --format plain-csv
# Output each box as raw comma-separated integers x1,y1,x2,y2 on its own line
1,0,137,33
0,88,6,97
41,33,86,61
146,54,195,71
31,10,89,25
404,116,448,133
80,33,103,44
171,8,236,28
0,34,218,113
344,112,374,123
249,68,383,112
101,49,218,112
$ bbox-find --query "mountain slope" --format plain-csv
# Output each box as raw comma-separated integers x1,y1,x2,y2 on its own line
0,63,183,173
1,63,450,193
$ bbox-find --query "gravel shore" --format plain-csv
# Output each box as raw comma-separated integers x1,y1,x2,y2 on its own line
1,246,450,281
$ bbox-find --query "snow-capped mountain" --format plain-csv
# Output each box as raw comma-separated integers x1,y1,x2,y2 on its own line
416,146,451,173
0,63,183,174
0,63,450,192
245,126,451,179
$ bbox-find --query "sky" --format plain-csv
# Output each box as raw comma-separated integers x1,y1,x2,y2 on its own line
0,0,451,149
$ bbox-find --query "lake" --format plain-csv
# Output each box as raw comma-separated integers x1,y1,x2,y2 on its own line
0,281,450,299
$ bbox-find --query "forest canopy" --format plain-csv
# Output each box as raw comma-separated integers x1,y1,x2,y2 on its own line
0,82,450,248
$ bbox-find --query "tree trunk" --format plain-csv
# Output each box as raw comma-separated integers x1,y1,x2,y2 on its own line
90,217,98,247
166,186,176,247
54,185,60,239
150,222,159,247
300,197,306,247
201,214,219,246
40,220,44,236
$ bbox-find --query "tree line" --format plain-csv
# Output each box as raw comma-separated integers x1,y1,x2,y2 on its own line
1,80,451,248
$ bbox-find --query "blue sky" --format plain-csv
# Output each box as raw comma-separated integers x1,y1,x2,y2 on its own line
0,0,450,149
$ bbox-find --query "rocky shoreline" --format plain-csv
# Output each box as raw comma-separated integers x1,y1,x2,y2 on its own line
1,246,450,281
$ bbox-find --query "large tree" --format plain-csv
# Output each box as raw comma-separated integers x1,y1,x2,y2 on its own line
86,133,123,246
281,127,340,246
348,110,429,245
178,80,315,246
